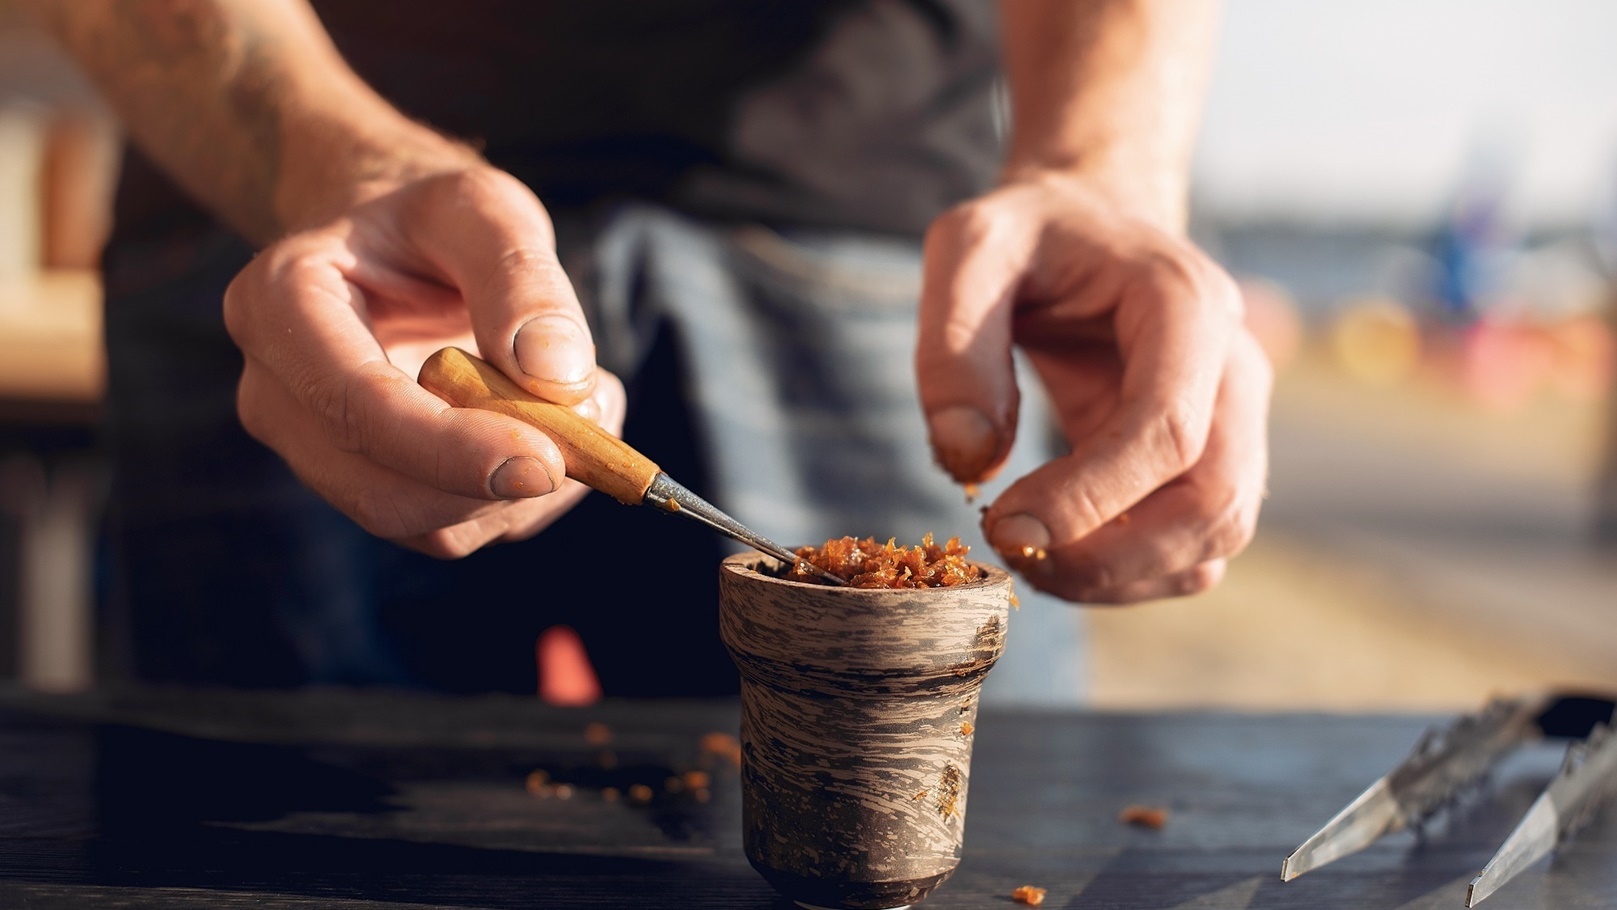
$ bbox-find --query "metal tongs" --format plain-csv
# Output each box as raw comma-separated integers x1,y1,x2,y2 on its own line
1282,691,1617,906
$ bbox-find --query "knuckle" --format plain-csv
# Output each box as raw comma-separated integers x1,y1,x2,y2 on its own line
222,236,343,351
450,166,529,204
1139,247,1243,324
926,199,1012,255
221,274,253,347
1080,563,1115,594
1140,247,1199,287
311,372,368,454
1075,584,1128,605
486,245,569,301
433,167,553,229
1211,268,1245,321
1061,487,1111,538
347,486,415,541
235,380,271,444
1186,483,1256,561
1238,327,1277,387
1148,401,1206,475
1211,509,1258,560
1175,562,1224,597
412,529,479,560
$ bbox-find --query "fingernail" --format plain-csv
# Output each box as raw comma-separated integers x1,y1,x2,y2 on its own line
492,456,554,499
514,315,593,387
989,513,1051,562
927,406,999,482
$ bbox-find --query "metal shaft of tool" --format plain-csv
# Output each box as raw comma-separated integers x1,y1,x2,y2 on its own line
1281,695,1547,883
642,473,844,586
1466,722,1617,906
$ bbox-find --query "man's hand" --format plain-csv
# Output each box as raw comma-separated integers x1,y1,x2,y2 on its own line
918,171,1271,603
225,167,623,557
19,1,619,557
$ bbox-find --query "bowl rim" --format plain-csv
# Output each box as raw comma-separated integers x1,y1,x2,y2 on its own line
720,551,1012,594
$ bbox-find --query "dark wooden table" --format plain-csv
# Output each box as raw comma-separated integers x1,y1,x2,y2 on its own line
1,687,1612,909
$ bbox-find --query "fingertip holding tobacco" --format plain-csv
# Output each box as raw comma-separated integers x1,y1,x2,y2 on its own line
927,406,1002,484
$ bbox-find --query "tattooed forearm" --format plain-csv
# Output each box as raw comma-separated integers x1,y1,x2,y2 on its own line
19,0,472,244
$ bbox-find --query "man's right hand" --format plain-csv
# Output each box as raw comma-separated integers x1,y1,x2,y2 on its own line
224,167,624,558
19,1,619,557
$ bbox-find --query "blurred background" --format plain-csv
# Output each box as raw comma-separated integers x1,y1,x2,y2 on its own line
0,0,1614,708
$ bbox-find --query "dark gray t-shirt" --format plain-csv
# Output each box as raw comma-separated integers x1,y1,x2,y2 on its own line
116,0,1003,238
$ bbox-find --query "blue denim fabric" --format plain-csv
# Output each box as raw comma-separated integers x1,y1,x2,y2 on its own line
574,206,1087,706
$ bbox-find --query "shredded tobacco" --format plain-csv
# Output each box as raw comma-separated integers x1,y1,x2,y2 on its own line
1118,804,1170,829
937,763,962,820
1011,885,1047,906
786,533,980,588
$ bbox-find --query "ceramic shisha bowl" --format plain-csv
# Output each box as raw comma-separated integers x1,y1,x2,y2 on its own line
718,553,1013,910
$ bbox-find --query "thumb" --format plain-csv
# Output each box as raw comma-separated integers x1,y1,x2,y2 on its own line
915,205,1034,483
403,170,597,405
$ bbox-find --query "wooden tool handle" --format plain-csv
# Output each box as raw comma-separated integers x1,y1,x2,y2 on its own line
418,346,659,505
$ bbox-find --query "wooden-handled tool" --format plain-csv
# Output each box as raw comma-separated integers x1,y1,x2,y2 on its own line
418,347,843,584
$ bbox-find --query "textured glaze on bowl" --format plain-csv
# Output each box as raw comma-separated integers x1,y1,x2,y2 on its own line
718,553,1012,909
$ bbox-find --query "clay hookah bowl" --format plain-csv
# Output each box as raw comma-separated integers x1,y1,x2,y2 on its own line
718,554,1012,910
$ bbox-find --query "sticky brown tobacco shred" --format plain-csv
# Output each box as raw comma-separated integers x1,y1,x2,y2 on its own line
785,533,980,588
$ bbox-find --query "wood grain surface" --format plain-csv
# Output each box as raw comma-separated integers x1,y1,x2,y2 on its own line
0,686,1614,909
418,346,658,504
718,556,1012,908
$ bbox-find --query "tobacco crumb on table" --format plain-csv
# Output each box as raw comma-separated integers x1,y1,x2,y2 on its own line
1011,885,1047,905
699,732,743,768
1118,804,1170,829
782,533,980,588
524,770,550,797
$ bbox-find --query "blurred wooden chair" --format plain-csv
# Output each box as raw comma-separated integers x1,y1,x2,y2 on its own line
0,101,117,693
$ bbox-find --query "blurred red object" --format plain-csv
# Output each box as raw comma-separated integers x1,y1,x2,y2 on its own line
1456,315,1550,412
537,625,602,706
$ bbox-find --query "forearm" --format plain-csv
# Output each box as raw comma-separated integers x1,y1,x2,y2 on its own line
19,0,475,244
998,0,1220,231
